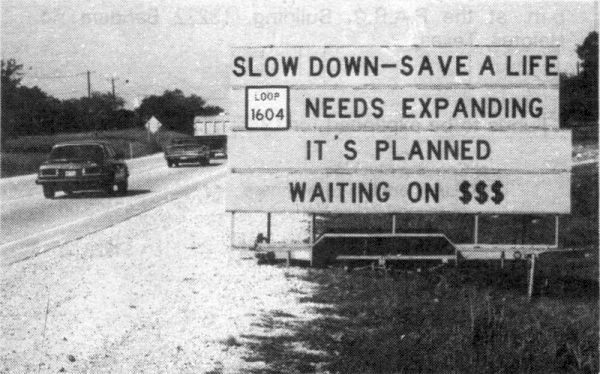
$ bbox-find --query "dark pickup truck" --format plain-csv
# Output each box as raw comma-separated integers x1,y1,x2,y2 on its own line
36,141,129,198
164,138,210,167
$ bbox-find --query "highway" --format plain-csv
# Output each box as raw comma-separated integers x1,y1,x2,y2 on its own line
0,153,226,265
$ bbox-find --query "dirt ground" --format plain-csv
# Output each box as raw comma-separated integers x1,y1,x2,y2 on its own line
0,178,320,373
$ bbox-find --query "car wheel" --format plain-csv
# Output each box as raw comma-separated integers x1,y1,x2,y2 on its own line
167,161,173,168
63,188,74,196
117,180,128,195
43,186,55,199
173,161,179,167
200,158,209,166
104,180,115,195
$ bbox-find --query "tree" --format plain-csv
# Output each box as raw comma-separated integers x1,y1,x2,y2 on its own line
12,86,61,136
82,91,128,131
560,32,599,126
576,31,598,122
577,31,598,84
1,59,24,140
1,59,60,138
1,59,23,90
136,89,223,134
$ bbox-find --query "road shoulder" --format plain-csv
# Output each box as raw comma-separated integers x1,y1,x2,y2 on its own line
0,178,317,373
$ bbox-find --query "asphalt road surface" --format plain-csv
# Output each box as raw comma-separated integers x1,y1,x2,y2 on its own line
0,154,226,265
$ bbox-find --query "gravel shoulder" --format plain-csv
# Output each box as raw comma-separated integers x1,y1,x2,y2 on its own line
1,178,318,373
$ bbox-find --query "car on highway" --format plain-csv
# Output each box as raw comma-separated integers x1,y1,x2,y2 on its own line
36,141,129,198
164,137,210,167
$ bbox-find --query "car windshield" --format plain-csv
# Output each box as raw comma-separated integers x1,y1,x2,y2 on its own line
48,145,104,162
171,139,197,146
170,139,202,149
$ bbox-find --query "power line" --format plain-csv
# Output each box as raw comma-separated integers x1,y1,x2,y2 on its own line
27,71,91,79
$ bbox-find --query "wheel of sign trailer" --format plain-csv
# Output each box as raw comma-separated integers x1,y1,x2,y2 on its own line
117,180,128,195
43,185,55,199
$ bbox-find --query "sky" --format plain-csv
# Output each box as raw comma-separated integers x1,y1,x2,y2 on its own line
1,0,598,110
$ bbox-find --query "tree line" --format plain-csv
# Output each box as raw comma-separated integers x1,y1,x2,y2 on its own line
1,61,223,142
1,32,597,142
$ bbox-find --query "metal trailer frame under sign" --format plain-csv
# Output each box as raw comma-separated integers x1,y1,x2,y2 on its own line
229,211,560,299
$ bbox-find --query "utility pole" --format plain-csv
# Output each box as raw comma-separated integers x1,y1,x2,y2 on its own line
87,71,91,98
110,77,119,111
87,70,93,133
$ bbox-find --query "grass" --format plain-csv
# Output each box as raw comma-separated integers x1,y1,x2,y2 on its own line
239,266,598,374
1,127,190,177
0,152,49,178
236,141,598,373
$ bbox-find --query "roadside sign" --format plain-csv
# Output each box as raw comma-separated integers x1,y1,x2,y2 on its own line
145,116,162,134
227,45,570,215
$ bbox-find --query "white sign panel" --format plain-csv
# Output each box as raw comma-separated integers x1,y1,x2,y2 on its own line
226,172,570,214
231,87,558,129
230,130,571,171
144,116,162,134
231,46,559,86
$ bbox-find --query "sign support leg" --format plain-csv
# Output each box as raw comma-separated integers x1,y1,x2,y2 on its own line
474,214,479,244
311,214,316,244
554,215,559,248
527,254,536,300
266,212,271,243
310,214,316,266
230,212,235,248
521,216,528,244
392,214,397,234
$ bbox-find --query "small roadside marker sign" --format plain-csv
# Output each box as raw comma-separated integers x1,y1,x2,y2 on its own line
245,86,290,129
145,116,162,134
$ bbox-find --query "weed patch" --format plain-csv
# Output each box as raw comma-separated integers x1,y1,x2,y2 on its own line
241,268,598,373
